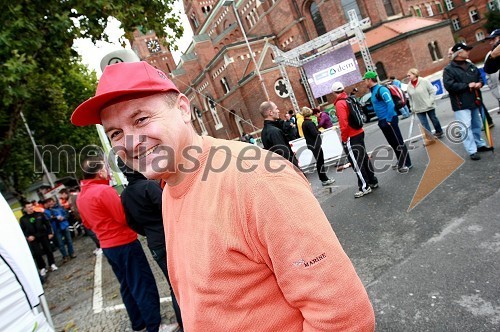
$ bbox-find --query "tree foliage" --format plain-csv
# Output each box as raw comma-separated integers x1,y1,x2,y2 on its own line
0,1,184,195
484,9,500,33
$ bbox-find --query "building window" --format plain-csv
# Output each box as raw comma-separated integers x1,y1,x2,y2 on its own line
488,0,497,10
425,3,434,16
310,2,327,36
207,96,223,130
452,16,461,30
457,37,466,44
383,0,395,16
316,96,327,105
375,62,388,81
415,6,422,17
221,77,230,94
436,1,444,13
194,107,208,136
469,8,480,23
191,13,199,28
445,0,454,10
476,30,485,41
428,41,443,61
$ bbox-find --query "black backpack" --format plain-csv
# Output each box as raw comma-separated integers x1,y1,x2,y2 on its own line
340,96,364,130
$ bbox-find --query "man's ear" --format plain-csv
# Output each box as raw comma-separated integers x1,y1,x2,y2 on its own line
177,94,192,123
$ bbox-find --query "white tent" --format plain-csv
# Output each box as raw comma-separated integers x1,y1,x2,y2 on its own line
0,193,54,331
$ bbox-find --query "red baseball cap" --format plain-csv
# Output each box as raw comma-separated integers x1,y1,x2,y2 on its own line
71,61,180,126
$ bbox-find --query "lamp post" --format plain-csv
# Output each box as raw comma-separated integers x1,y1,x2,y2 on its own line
223,0,270,101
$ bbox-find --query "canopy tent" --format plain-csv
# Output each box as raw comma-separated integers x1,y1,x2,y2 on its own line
0,193,54,331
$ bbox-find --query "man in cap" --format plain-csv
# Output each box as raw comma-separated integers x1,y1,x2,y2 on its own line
363,71,412,173
483,29,500,114
443,43,493,160
332,82,378,198
71,61,375,331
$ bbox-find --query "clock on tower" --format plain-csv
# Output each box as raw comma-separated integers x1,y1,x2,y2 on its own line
146,39,161,53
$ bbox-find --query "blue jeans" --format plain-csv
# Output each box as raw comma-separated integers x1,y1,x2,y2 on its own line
54,227,74,258
454,108,486,155
400,105,410,117
416,109,443,135
103,240,161,332
150,247,183,329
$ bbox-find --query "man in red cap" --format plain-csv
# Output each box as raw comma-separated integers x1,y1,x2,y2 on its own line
72,61,375,331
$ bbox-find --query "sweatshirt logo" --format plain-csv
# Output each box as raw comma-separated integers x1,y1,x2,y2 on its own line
293,253,326,268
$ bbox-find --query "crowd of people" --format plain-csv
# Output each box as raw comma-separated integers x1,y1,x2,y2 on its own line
20,32,499,332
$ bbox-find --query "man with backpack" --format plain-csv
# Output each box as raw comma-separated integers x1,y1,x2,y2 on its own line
332,82,378,198
363,71,412,173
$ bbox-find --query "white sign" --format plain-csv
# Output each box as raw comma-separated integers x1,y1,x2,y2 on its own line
310,58,357,85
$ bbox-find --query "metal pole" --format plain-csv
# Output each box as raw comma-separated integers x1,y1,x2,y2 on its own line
231,2,270,101
20,111,55,188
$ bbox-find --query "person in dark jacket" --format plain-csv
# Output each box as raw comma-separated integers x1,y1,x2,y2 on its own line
20,202,58,276
443,42,493,160
119,159,183,332
259,101,300,168
483,28,500,115
301,106,335,186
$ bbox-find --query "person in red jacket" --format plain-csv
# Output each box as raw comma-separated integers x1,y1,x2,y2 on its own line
332,82,378,198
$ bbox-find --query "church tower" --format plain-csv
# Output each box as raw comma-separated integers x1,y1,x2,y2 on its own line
131,29,177,74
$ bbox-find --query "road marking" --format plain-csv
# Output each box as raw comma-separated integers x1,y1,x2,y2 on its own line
92,252,103,313
92,251,173,314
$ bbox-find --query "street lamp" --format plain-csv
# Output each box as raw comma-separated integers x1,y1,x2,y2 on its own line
223,0,270,100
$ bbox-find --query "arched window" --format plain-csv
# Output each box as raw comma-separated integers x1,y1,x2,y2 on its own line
425,3,434,16
383,0,395,16
193,106,208,136
221,77,230,94
469,7,480,23
415,6,422,17
206,96,223,130
451,16,461,31
428,41,443,61
309,2,326,36
476,30,485,41
375,62,388,81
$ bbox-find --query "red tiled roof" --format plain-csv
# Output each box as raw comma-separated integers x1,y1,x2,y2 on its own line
352,17,446,52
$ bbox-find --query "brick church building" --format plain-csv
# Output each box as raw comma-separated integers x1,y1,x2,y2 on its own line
131,0,496,140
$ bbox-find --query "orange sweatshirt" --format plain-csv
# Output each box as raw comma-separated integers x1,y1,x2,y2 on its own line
163,136,374,331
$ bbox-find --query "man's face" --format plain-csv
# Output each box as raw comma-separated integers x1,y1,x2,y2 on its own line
24,203,34,214
101,93,193,181
270,103,280,120
285,113,291,120
364,78,374,88
456,49,470,60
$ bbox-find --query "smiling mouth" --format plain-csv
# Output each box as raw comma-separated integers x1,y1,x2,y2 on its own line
136,146,158,160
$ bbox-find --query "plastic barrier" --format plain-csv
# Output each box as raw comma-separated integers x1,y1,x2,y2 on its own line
289,127,344,169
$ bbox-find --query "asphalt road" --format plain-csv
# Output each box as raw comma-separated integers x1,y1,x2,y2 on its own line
44,89,500,331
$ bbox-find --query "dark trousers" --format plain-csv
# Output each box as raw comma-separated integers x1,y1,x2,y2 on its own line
309,147,329,182
344,132,378,191
103,240,161,332
150,247,183,329
378,115,412,169
29,236,55,269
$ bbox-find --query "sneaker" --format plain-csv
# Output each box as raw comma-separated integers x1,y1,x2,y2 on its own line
39,268,47,277
93,248,103,255
391,163,398,170
434,132,444,138
369,183,379,189
159,323,180,332
354,187,372,198
62,256,70,263
398,166,410,173
50,264,58,271
470,153,481,160
477,146,493,152
70,254,77,259
321,179,336,186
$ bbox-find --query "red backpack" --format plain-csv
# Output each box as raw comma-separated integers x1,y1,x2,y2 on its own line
376,84,406,109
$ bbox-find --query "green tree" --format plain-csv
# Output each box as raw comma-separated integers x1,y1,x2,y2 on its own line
484,9,500,33
0,1,184,195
